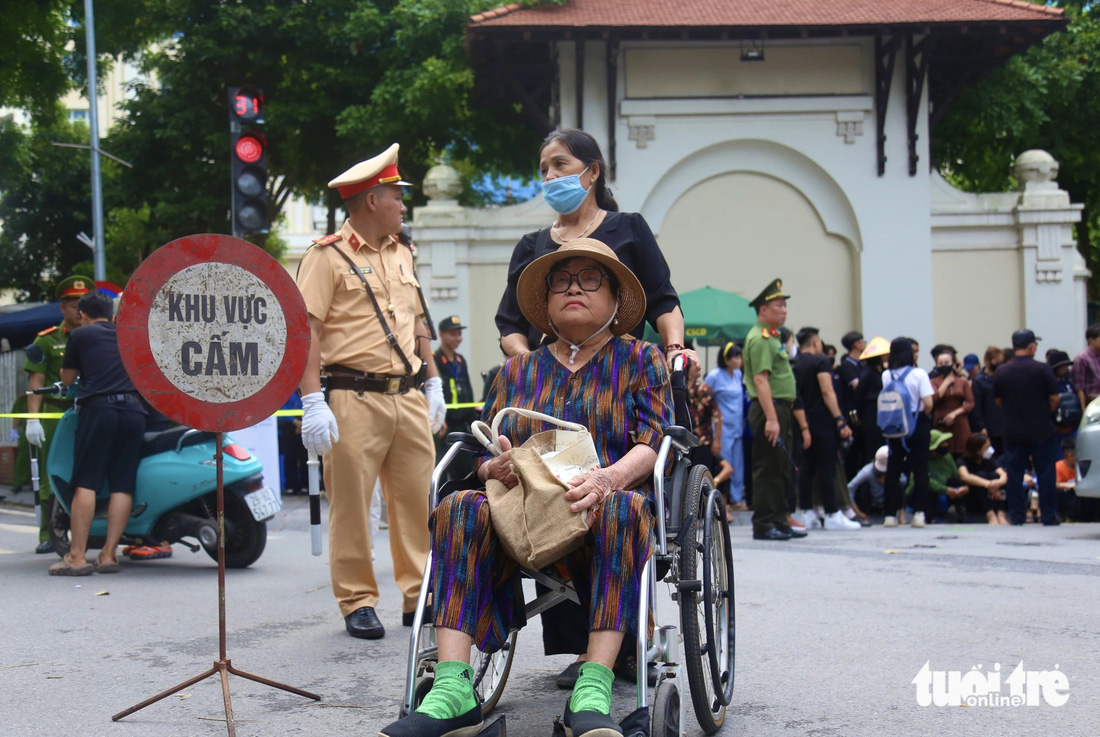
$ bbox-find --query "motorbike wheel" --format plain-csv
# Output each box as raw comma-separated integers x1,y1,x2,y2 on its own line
203,492,267,568
48,498,71,558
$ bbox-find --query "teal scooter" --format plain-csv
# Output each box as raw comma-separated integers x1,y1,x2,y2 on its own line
36,387,275,568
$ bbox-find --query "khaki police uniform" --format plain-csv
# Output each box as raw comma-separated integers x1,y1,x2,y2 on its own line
296,219,433,617
743,279,796,535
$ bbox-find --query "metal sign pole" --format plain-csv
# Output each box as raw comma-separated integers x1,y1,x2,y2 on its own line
111,236,318,734
112,434,320,734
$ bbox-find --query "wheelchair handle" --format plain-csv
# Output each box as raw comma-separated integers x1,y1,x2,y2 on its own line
471,407,588,456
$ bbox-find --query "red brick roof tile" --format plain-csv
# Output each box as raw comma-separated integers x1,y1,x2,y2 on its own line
470,0,1063,29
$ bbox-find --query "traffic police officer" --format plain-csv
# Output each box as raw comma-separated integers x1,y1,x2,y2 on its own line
432,316,478,478
743,278,805,541
24,275,92,552
296,143,446,639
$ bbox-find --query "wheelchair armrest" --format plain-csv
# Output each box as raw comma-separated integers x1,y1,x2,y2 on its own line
664,425,699,452
446,432,485,453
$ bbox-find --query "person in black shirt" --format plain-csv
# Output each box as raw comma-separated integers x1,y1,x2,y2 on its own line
992,329,1060,525
838,331,865,478
793,328,859,530
432,316,478,480
970,346,1006,454
495,128,698,377
49,291,146,575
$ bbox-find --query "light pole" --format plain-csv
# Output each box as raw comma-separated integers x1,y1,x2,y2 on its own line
84,0,106,281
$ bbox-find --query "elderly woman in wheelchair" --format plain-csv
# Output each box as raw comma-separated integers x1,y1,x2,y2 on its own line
380,239,672,737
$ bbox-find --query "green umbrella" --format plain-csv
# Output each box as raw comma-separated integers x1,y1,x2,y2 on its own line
643,286,757,347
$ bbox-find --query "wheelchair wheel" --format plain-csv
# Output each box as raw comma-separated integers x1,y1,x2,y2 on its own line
651,677,681,737
471,630,517,715
678,464,735,734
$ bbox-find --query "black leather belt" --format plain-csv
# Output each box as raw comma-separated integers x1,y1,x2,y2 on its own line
324,373,416,395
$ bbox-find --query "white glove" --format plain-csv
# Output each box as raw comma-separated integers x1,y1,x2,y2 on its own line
8,428,19,443
300,392,339,455
25,419,45,448
423,376,446,435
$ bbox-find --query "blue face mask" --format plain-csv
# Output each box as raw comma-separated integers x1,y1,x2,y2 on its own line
542,166,591,214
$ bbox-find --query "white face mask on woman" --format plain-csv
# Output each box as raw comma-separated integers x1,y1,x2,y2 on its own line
982,445,995,460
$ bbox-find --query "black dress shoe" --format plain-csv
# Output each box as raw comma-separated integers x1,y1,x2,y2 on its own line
776,525,807,538
1042,518,1061,526
345,606,385,639
35,540,55,555
378,702,483,737
563,700,622,737
403,604,434,627
752,527,792,541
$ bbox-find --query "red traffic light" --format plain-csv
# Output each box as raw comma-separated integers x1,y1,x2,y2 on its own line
234,133,265,164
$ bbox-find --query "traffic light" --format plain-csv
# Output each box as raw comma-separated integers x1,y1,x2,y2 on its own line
228,86,269,235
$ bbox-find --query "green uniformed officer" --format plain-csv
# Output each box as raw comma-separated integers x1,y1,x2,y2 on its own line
24,275,92,552
743,278,805,541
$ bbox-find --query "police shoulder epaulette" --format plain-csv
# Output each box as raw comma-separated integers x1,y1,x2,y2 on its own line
313,233,342,247
37,326,58,337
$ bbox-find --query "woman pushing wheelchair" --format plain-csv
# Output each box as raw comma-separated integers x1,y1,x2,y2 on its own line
380,239,673,737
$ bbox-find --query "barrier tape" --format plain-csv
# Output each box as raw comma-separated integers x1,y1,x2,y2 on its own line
1,402,484,420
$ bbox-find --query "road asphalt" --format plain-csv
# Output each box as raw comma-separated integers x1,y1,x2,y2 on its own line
1,486,1097,737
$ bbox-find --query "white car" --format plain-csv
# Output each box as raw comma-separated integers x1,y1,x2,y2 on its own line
1074,397,1100,499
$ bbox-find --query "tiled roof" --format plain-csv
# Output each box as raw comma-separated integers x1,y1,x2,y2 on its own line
470,0,1063,28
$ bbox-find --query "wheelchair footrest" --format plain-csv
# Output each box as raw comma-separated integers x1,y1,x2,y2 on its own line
479,714,506,736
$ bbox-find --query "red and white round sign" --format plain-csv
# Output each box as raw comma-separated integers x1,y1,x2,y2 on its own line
117,234,310,432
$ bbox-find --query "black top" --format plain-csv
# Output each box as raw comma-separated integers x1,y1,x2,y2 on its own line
433,349,478,427
970,370,1002,435
495,211,680,347
794,352,833,418
837,355,861,414
991,356,1058,444
62,322,142,410
856,361,883,413
957,456,1001,486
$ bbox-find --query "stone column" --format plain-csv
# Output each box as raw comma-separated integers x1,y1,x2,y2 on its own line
410,164,469,336
1013,150,1086,352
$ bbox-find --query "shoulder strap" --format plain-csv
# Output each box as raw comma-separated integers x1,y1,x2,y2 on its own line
326,242,414,375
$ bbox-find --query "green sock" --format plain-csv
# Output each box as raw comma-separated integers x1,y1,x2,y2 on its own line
416,660,477,720
568,662,614,715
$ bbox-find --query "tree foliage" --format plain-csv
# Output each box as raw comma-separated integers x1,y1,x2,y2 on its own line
0,1,169,123
0,0,542,297
933,1,1100,291
0,112,98,301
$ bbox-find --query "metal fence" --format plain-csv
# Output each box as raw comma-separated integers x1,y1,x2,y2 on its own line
0,349,27,441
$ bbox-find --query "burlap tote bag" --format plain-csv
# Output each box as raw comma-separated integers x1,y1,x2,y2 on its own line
472,407,600,569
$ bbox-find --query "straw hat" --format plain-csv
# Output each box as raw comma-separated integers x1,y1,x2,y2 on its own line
859,335,890,361
516,238,646,340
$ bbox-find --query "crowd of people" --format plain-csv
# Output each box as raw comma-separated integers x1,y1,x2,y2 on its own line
693,323,1098,534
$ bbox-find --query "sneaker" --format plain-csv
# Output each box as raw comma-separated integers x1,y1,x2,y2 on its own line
911,512,926,528
794,509,815,529
787,514,807,533
124,545,173,560
883,516,898,527
824,510,862,531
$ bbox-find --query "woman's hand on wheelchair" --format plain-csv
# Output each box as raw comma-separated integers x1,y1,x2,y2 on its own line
565,467,616,523
479,435,518,489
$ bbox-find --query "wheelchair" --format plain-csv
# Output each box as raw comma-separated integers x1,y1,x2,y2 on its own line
400,362,736,735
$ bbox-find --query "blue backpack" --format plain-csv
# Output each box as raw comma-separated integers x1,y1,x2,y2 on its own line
877,367,917,439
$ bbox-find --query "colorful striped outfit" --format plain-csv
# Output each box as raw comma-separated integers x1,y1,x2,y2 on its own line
431,337,672,653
